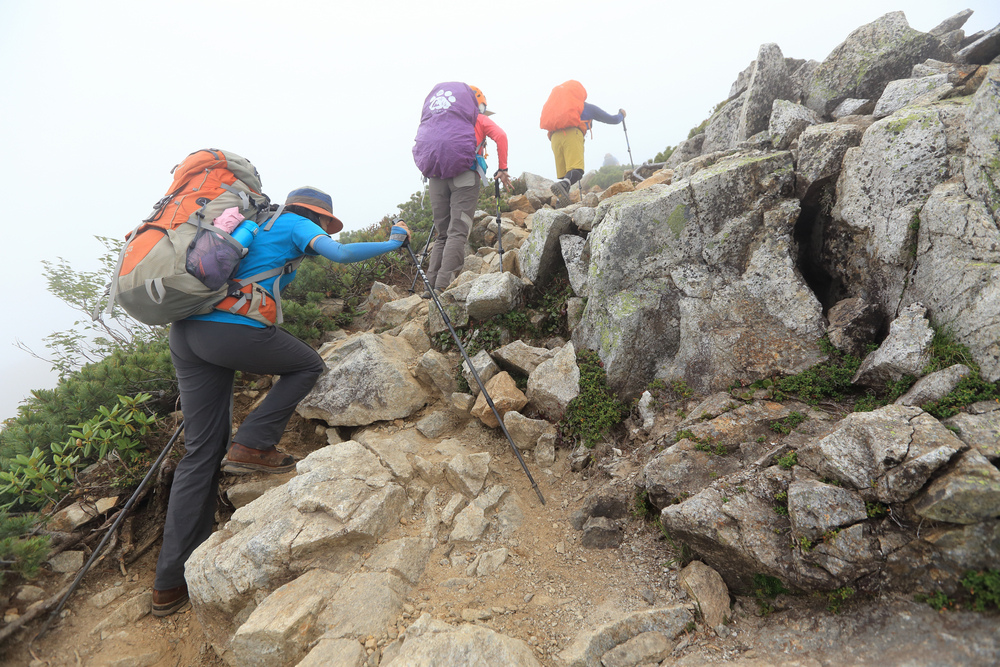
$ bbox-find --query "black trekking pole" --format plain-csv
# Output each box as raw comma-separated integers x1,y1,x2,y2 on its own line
494,178,504,270
31,421,185,645
622,117,635,169
395,219,545,505
408,226,437,293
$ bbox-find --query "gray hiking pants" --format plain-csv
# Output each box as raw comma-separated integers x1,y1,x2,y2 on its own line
426,170,480,291
155,319,325,590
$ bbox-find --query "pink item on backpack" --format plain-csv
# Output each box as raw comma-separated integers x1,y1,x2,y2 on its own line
212,207,245,233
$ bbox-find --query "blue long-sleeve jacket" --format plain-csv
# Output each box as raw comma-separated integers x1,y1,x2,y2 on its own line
581,102,624,126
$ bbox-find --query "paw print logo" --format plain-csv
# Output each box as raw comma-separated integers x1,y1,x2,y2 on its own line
428,89,457,112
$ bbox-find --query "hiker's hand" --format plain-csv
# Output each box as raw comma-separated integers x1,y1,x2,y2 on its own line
619,108,627,118
496,169,512,190
390,222,410,244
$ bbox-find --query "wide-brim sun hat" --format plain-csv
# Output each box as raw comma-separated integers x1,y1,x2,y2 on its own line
285,186,343,234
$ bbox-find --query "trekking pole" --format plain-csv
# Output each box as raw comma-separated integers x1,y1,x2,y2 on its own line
622,117,635,169
395,219,545,505
494,178,504,270
408,226,437,293
31,421,185,645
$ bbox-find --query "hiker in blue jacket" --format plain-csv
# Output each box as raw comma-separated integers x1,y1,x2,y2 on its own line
152,186,409,617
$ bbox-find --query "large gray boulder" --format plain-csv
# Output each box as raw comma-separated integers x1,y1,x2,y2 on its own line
465,271,526,321
382,614,541,667
872,74,952,118
797,405,965,504
803,11,952,116
701,93,745,154
519,208,573,287
660,403,985,596
298,332,429,426
664,133,705,168
827,102,952,316
963,64,1000,227
768,99,820,150
851,303,934,389
526,341,580,421
956,25,1000,65
901,181,1000,382
185,442,409,662
575,152,824,398
737,43,794,141
794,121,865,199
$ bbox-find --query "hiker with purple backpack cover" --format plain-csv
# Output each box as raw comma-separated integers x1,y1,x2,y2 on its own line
412,82,511,296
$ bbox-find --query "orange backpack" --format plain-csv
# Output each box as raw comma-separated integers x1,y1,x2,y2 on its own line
98,149,298,326
539,80,589,137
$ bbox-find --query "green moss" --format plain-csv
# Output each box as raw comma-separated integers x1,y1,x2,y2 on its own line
666,205,688,238
883,109,936,135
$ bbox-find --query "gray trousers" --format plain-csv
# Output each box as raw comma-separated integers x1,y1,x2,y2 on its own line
427,170,480,290
155,319,325,589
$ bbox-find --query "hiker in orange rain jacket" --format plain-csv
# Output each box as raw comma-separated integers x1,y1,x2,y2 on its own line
540,80,625,207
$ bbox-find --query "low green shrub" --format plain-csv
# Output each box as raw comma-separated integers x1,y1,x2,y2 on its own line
962,569,1000,612
777,451,798,470
769,411,807,434
826,586,854,614
653,146,675,163
588,165,628,189
1,393,158,510
0,338,174,471
559,350,628,448
0,512,50,586
751,573,789,615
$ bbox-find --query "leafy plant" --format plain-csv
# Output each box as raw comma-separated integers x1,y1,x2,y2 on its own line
915,591,958,611
961,569,1000,612
865,501,888,519
826,586,854,613
17,236,166,378
558,350,628,449
0,512,50,586
777,451,798,470
773,489,789,516
769,411,807,435
633,489,659,521
1,394,157,510
770,338,864,404
659,523,694,568
751,573,789,615
1,339,174,475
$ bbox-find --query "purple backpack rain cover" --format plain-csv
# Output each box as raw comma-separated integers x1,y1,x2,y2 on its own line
412,82,479,179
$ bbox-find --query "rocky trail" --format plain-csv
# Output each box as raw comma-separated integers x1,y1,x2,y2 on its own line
4,388,998,667
4,6,1000,666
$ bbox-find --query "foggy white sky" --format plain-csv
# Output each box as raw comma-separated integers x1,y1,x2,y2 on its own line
1,0,997,421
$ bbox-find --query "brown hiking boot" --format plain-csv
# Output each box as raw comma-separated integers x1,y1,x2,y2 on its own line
222,443,296,474
152,584,189,617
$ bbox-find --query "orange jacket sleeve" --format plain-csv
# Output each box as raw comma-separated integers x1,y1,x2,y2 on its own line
475,115,509,171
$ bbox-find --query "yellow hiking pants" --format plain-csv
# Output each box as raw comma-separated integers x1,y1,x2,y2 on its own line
550,128,585,178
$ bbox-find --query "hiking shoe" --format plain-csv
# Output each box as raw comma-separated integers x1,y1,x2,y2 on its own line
222,443,296,474
152,584,189,617
550,179,571,208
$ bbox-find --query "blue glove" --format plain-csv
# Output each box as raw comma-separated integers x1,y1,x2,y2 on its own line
389,225,409,244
